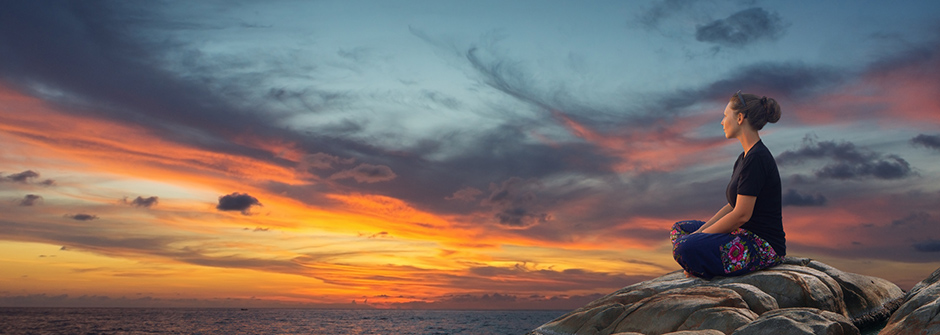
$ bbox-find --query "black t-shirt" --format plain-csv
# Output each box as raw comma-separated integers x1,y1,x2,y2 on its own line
726,140,786,256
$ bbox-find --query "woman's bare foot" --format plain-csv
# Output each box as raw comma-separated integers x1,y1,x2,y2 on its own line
684,270,694,278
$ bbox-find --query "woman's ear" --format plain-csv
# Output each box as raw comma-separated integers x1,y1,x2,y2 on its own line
736,112,745,125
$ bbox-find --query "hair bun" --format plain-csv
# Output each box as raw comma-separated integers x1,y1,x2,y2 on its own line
765,97,781,123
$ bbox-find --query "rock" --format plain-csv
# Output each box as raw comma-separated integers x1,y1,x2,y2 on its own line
676,307,758,334
804,260,905,327
731,308,860,335
879,267,940,335
603,287,749,334
715,283,778,315
529,257,903,335
663,331,726,335
711,264,846,314
609,331,724,335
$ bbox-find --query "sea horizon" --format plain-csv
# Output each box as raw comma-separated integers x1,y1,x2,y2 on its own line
0,307,564,334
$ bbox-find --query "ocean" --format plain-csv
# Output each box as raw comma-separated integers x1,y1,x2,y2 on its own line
0,308,562,334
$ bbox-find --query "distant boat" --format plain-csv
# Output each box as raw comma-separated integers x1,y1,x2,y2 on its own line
240,308,249,311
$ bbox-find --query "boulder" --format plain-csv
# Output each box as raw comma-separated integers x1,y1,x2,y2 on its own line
529,257,903,335
879,266,940,335
609,331,724,335
676,307,758,334
663,331,726,335
714,283,778,315
601,287,750,334
731,308,859,335
803,260,906,327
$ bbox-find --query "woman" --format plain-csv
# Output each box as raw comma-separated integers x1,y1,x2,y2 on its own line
671,91,786,279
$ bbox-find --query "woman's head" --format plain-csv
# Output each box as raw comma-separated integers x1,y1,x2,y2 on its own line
728,91,781,131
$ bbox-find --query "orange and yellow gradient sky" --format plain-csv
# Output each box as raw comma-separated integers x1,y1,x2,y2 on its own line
1,1,939,309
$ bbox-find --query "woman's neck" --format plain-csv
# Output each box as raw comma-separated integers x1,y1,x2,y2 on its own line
739,131,761,156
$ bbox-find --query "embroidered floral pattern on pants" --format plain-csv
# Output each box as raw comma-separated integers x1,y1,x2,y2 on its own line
730,228,782,271
720,236,750,273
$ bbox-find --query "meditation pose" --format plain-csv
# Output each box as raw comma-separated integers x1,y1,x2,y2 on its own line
671,91,786,279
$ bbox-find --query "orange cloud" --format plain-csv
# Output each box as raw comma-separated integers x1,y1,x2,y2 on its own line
551,110,727,173
0,85,307,192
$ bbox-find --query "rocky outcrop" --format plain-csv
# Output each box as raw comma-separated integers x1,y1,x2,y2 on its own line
529,257,904,335
732,308,859,335
879,267,940,335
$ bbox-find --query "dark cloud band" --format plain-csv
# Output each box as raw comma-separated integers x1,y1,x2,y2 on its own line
782,189,827,207
912,134,940,150
777,137,915,180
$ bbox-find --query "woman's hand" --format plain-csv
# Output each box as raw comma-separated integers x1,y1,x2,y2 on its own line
695,204,734,233
701,194,756,234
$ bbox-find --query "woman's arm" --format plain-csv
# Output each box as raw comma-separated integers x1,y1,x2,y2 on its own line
701,194,756,234
694,204,733,233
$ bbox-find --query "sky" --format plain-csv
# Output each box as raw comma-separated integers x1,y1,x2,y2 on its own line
1,0,939,310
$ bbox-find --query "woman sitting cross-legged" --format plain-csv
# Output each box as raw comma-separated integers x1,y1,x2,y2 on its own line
671,91,786,280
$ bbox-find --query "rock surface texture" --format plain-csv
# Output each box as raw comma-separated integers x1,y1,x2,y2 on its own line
529,257,905,335
879,266,940,335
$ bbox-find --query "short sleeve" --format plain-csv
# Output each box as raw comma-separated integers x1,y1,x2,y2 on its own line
736,154,766,196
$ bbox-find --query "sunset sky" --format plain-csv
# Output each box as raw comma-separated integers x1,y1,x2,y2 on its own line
1,0,939,310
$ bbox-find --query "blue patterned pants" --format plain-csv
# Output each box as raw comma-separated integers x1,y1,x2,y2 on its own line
671,220,782,280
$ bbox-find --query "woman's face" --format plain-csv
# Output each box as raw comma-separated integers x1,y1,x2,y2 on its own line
720,102,740,139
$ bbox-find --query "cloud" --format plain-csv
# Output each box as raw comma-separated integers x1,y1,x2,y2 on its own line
695,8,788,48
912,134,940,150
216,192,262,215
913,240,940,252
329,164,397,183
482,177,553,228
636,0,698,29
776,137,915,180
785,207,940,264
445,187,483,202
300,153,355,170
891,211,932,227
67,214,99,221
0,1,331,175
124,196,159,208
3,170,38,183
814,156,912,180
781,189,827,207
2,170,55,185
19,194,43,206
361,231,390,239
